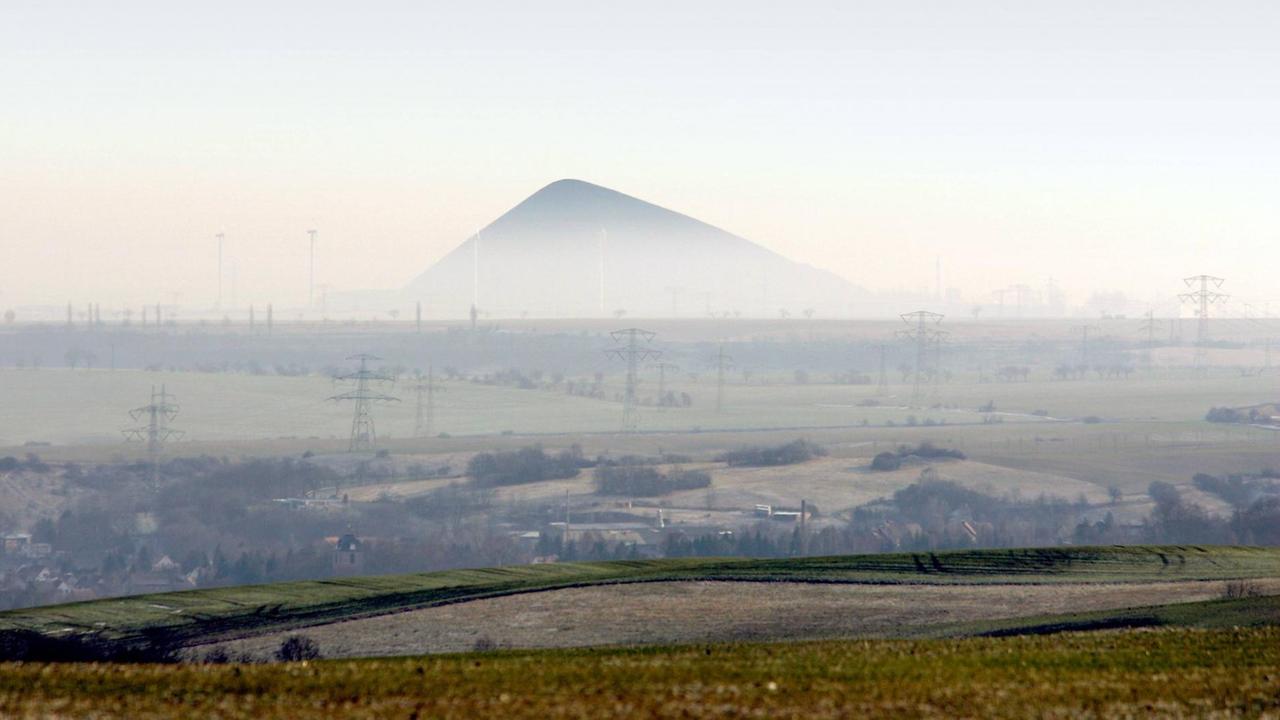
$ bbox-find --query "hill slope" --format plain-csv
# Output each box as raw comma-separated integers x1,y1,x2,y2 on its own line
403,179,863,317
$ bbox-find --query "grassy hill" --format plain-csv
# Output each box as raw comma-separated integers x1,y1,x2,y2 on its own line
4,545,1279,653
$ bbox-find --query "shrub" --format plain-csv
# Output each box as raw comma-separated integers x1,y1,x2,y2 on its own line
897,442,965,461
718,439,826,468
276,635,321,662
870,452,902,472
1206,407,1246,424
1223,580,1263,600
870,443,964,472
472,634,507,652
201,647,232,664
467,446,584,488
1192,473,1254,507
595,466,711,496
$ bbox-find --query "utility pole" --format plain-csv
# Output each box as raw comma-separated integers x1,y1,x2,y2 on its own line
410,366,439,438
1178,275,1227,373
605,328,660,432
329,354,400,452
897,311,945,408
648,361,680,410
122,385,184,489
415,301,422,334
712,344,734,414
216,232,225,308
307,229,317,307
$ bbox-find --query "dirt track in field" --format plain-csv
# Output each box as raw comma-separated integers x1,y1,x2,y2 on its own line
197,577,1280,660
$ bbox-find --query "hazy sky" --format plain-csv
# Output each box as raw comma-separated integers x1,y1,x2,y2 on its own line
3,1,1279,312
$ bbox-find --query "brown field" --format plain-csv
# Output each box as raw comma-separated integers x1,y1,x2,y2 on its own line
195,577,1280,660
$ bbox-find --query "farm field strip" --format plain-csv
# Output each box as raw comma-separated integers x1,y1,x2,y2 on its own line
3,546,1279,651
3,626,1278,719
199,578,1280,659
3,367,1276,451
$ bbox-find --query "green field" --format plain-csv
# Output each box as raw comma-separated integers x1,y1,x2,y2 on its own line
1,366,1275,456
2,626,1277,718
935,592,1280,637
4,546,1278,652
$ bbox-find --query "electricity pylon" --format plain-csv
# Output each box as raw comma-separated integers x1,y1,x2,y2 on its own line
409,366,439,438
329,354,400,452
216,233,225,308
876,344,889,396
897,311,945,408
930,331,948,403
307,229,318,306
1178,275,1227,373
1072,324,1101,367
711,344,734,413
1139,311,1161,347
605,328,660,432
122,385,184,489
648,361,680,411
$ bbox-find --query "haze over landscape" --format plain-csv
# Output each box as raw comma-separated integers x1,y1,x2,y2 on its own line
3,4,1280,719
4,2,1280,315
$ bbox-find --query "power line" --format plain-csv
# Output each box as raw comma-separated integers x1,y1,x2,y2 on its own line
122,384,184,489
329,354,400,452
897,311,945,408
605,328,660,432
1178,275,1227,373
